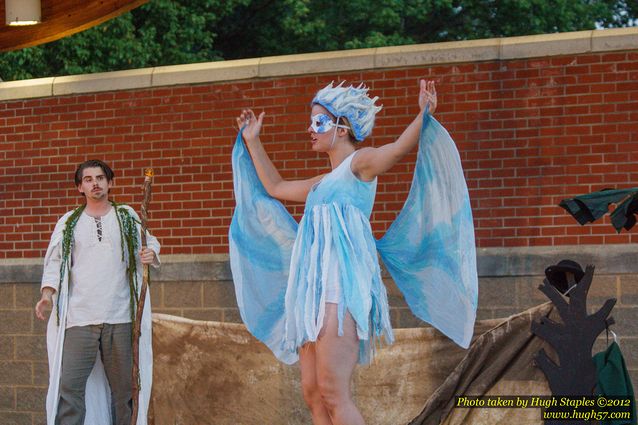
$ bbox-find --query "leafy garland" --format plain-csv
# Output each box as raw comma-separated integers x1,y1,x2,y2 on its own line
56,201,141,326
56,204,85,324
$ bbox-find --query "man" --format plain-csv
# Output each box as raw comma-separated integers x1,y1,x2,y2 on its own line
35,159,160,425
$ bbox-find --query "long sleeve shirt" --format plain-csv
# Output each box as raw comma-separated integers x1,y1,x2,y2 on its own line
41,206,160,328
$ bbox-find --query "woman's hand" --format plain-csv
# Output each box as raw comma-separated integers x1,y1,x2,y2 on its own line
236,109,266,145
418,80,437,115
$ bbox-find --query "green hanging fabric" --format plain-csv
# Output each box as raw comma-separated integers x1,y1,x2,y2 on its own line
593,341,637,425
559,188,638,233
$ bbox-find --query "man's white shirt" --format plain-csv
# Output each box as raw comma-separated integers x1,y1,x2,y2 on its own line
41,206,160,328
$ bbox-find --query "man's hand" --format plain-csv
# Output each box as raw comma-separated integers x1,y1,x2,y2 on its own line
139,247,156,265
35,287,55,321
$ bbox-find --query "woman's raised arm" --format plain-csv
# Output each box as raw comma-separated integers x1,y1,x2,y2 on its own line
236,109,323,203
351,80,437,181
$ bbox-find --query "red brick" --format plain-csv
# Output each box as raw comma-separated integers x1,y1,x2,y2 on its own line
2,50,637,254
576,54,601,65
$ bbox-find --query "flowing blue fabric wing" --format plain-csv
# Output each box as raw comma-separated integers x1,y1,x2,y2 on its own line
376,113,478,348
228,131,299,364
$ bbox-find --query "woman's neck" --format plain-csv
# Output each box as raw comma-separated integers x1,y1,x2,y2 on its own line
327,142,356,170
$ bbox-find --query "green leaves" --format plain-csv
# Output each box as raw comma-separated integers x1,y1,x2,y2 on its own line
0,0,635,81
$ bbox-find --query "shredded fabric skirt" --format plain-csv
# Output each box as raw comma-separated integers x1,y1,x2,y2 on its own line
282,203,394,364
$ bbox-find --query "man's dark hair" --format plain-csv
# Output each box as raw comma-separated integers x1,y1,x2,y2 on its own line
74,159,115,186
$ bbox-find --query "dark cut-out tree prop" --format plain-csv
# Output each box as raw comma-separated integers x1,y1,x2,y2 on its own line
531,265,616,398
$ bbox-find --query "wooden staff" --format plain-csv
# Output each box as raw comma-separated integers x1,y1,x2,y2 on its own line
131,168,154,425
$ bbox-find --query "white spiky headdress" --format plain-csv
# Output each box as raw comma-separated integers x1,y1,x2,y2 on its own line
312,82,382,142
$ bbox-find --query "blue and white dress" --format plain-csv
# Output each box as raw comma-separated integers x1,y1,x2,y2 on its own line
229,113,478,365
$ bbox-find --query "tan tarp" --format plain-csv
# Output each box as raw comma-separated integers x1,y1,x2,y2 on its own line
149,303,554,425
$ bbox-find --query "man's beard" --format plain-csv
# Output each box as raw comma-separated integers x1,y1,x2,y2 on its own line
88,189,107,200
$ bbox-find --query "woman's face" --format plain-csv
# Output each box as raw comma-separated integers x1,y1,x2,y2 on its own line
308,104,340,152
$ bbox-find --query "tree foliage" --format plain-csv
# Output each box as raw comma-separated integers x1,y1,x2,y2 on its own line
0,0,636,81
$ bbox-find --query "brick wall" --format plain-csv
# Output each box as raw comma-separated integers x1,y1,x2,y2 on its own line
1,48,637,258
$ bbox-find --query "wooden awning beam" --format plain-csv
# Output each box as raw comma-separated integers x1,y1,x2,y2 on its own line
0,0,150,52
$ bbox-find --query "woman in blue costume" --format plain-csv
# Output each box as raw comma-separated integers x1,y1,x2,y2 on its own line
230,80,477,425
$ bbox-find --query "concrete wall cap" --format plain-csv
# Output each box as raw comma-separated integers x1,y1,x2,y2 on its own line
258,48,376,78
499,30,593,60
0,27,636,101
592,26,638,52
152,58,260,86
375,38,500,68
0,77,54,101
52,67,154,96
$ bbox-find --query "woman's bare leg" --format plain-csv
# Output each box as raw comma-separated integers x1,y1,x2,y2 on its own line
315,303,365,425
300,342,333,424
